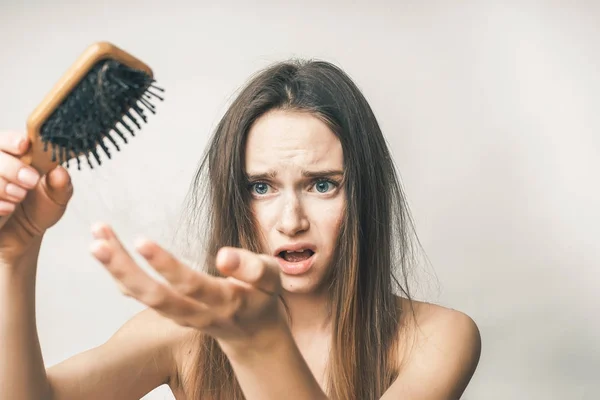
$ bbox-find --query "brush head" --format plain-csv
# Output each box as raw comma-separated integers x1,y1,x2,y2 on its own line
39,59,163,170
25,42,163,173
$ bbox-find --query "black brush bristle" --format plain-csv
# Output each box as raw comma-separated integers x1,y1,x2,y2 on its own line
39,59,164,170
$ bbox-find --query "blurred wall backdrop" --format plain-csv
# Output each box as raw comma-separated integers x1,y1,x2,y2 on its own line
0,1,598,399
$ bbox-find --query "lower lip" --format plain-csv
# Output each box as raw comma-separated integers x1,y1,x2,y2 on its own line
276,254,315,275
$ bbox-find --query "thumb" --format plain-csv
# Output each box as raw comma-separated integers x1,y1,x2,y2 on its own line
42,165,73,206
19,165,73,233
1,165,74,243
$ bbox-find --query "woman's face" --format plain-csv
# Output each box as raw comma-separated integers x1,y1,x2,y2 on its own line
244,109,345,295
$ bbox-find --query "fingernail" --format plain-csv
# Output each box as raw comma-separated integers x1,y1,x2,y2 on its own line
17,168,39,187
90,241,111,263
135,238,154,258
91,223,108,239
5,183,26,199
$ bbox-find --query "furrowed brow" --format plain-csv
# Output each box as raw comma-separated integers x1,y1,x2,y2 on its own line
245,170,278,181
245,169,345,181
301,169,344,179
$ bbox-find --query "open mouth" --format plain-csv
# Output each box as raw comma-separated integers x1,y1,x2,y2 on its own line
278,249,315,263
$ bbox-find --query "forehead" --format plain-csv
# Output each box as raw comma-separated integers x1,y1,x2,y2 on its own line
244,109,343,173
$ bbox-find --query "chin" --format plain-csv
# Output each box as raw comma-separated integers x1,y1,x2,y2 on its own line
280,273,327,295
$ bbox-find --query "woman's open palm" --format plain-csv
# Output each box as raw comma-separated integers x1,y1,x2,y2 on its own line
89,223,284,344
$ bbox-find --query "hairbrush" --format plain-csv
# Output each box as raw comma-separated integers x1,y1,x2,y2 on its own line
25,41,163,172
0,41,164,229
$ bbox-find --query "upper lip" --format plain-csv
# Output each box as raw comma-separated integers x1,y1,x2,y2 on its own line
273,243,316,256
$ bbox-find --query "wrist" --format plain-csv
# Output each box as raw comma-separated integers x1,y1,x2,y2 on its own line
218,318,328,400
0,235,42,271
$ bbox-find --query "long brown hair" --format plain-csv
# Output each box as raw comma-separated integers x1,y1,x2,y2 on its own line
172,59,422,399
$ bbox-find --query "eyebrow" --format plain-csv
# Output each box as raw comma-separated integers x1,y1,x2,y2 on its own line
245,169,344,181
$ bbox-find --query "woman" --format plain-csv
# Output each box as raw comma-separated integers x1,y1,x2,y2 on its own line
0,59,481,399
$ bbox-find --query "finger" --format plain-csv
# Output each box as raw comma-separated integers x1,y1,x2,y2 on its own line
0,132,31,156
0,151,40,190
0,174,31,216
0,176,27,203
91,239,214,328
89,223,194,316
135,238,230,304
40,165,73,206
216,247,281,294
0,200,15,216
89,228,216,328
15,165,73,233
90,240,206,323
90,223,159,295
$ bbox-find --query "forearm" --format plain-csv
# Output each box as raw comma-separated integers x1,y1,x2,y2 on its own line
222,324,328,400
0,237,53,400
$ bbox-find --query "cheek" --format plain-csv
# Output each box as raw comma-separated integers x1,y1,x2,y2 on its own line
313,198,345,240
251,202,277,228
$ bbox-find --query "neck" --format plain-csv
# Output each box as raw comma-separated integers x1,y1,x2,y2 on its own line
282,290,330,335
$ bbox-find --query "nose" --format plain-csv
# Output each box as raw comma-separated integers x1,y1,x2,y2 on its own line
276,192,309,237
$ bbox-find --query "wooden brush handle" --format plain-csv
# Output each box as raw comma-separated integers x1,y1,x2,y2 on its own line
0,42,154,232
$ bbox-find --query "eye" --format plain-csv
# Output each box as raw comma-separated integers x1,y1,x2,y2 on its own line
249,182,270,195
313,179,337,193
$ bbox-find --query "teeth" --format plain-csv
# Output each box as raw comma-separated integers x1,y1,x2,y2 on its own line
286,250,304,253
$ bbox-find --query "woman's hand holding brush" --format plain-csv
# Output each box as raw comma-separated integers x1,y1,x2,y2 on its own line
0,131,73,267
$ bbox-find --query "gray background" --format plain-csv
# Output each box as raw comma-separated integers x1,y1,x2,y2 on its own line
1,1,598,399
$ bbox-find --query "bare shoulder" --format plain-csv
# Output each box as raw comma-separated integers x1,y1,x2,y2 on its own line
384,298,482,399
47,308,196,400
